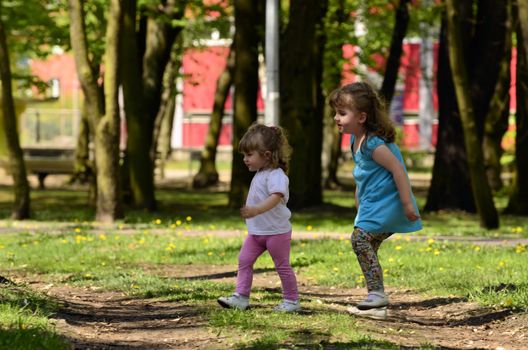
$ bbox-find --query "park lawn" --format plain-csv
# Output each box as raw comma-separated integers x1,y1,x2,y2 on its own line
0,186,527,238
0,227,527,349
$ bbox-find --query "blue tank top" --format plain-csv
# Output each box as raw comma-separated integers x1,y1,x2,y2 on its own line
351,135,422,234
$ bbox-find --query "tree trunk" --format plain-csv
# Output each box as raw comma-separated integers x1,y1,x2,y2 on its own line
121,0,185,210
95,0,122,222
194,42,235,189
445,0,498,228
322,0,345,189
379,0,410,105
280,0,328,209
482,9,512,192
505,0,528,214
152,43,181,179
121,0,156,211
228,0,259,208
71,103,94,181
0,9,30,219
68,0,122,222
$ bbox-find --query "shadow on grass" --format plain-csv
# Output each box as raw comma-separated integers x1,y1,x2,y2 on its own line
0,328,70,350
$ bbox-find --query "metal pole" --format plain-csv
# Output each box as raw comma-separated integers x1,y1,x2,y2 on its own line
265,0,280,126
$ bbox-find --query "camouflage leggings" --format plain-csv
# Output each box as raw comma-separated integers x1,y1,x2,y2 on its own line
351,227,393,293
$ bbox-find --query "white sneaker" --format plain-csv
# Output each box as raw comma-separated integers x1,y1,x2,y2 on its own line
357,291,389,310
274,299,301,312
217,293,249,310
347,306,387,320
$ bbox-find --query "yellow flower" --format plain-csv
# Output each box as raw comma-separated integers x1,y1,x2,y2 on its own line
433,249,440,256
333,267,339,272
388,257,395,263
473,246,481,252
170,224,176,229
498,261,506,268
186,216,192,222
338,251,343,256
207,252,213,256
306,225,313,231
176,220,182,225
75,228,81,233
427,238,435,245
99,234,107,241
515,244,526,254
155,219,161,225
395,245,402,251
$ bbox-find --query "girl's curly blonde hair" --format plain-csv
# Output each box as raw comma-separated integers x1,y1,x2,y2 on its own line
238,123,292,173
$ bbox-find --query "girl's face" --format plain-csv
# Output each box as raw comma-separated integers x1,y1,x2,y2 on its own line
243,150,270,172
333,101,366,135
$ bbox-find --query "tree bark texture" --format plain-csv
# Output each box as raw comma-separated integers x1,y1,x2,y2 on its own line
506,0,528,214
280,0,328,209
68,0,122,222
120,0,156,210
482,3,512,192
194,42,235,189
229,0,259,208
379,0,410,106
121,0,185,210
321,0,345,189
445,0,499,228
95,0,123,222
0,10,30,219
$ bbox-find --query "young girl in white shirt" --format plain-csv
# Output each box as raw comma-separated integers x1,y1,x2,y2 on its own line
218,123,300,312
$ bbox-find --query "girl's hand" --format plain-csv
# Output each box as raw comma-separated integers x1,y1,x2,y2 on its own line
404,202,420,221
240,205,260,218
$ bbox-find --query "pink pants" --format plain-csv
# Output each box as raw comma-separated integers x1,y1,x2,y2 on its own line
236,231,299,301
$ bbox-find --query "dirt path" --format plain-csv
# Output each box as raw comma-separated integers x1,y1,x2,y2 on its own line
18,264,526,350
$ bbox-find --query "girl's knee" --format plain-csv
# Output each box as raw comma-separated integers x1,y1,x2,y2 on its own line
351,232,369,254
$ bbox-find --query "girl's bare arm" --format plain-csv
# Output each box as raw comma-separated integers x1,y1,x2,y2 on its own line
372,145,420,221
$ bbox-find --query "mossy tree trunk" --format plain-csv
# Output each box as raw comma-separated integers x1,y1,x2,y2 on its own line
120,0,184,211
194,42,235,189
68,0,122,222
228,0,259,208
0,8,30,219
445,0,498,228
280,0,328,209
322,0,345,190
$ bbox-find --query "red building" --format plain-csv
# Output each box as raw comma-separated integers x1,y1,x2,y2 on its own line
27,42,518,152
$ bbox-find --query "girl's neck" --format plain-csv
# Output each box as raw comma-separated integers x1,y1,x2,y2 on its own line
353,129,367,140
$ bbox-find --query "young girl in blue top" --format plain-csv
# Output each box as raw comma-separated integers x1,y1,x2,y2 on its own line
329,82,422,319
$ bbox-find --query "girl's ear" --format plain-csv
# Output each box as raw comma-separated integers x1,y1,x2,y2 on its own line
359,112,367,124
264,150,272,159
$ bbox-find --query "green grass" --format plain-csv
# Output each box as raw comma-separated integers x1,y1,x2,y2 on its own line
0,183,527,348
1,185,527,238
0,285,69,350
1,228,526,348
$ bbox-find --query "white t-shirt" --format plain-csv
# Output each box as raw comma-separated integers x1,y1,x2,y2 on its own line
245,168,292,235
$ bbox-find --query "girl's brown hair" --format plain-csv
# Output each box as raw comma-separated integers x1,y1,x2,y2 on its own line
328,81,396,143
238,123,292,173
